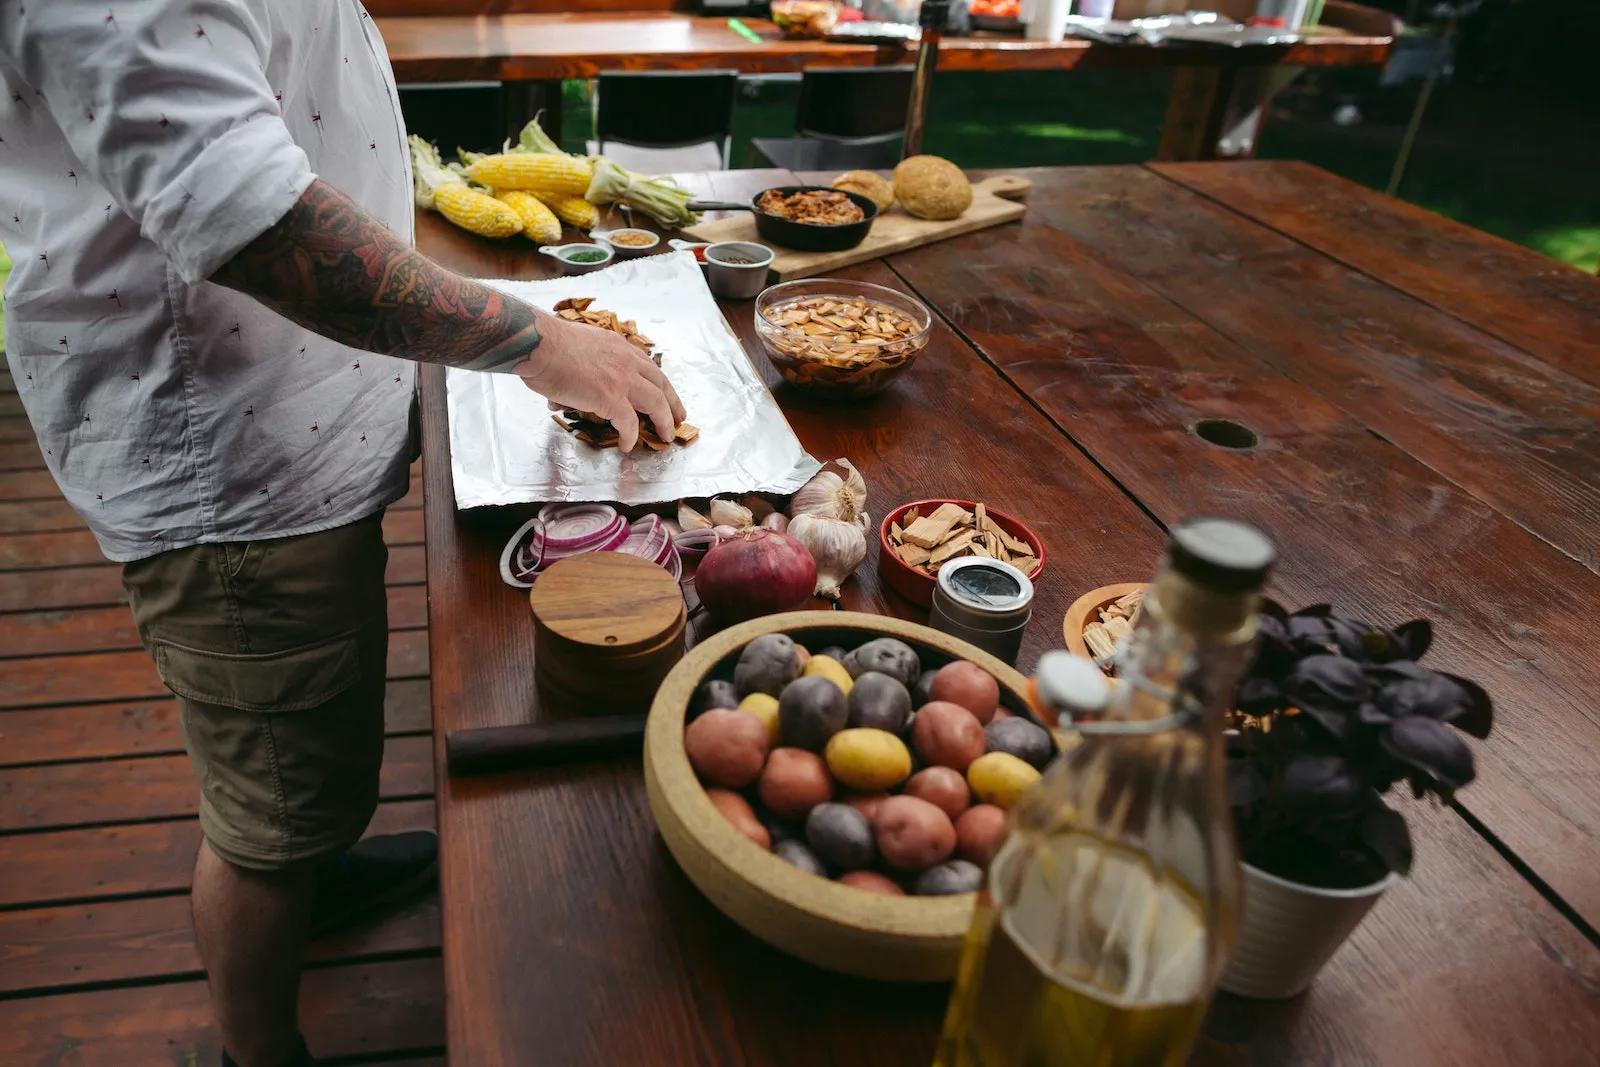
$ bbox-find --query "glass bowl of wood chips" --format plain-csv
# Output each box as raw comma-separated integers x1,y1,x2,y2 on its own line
753,279,932,397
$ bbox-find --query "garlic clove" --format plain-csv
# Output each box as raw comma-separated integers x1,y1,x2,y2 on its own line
710,497,755,531
787,512,868,601
678,501,712,531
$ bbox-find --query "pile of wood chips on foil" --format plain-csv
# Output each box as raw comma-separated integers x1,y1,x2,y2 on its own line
1083,589,1145,669
548,297,699,451
887,502,1041,579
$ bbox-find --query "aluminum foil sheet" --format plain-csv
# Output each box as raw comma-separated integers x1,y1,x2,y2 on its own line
447,251,821,510
1063,13,1302,47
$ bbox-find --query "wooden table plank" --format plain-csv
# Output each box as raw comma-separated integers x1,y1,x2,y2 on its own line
0,680,431,767
0,629,429,709
375,12,1392,83
886,168,1600,928
0,957,444,1066
0,892,440,994
0,799,435,909
1152,160,1600,385
414,248,1171,1064
0,469,58,501
1024,164,1600,574
0,735,434,832
0,543,426,613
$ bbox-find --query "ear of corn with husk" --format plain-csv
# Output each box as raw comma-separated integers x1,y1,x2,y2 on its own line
462,151,594,197
533,192,599,231
497,115,701,230
409,135,522,238
494,190,562,244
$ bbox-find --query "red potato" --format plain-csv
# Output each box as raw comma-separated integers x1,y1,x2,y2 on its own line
955,804,1008,865
841,791,891,825
685,709,770,788
839,870,906,896
795,645,812,668
990,708,1012,721
875,795,957,871
904,766,972,820
707,789,771,849
929,661,1002,724
758,747,835,820
912,701,987,772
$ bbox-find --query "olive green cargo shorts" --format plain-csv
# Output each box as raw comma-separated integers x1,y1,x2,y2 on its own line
122,513,391,871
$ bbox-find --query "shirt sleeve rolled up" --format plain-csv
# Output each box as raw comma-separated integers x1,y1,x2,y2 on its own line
0,0,314,283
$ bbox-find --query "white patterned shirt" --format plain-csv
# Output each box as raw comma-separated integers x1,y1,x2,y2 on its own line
0,0,416,562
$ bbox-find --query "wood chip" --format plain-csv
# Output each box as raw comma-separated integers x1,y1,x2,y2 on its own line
886,500,1039,579
547,297,694,452
1083,621,1116,660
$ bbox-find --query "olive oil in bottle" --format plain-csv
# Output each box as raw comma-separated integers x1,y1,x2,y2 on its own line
936,519,1276,1067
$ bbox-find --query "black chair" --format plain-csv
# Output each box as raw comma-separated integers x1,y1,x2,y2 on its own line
752,66,915,172
397,82,508,159
592,70,739,172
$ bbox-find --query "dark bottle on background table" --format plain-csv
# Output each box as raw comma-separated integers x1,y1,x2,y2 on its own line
934,519,1275,1067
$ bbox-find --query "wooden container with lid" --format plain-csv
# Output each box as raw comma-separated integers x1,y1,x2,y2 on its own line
529,552,686,714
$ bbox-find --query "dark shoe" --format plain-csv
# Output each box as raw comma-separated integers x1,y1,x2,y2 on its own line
309,830,438,940
222,1034,315,1067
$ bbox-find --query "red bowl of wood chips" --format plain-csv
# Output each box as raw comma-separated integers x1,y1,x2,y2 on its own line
878,499,1047,609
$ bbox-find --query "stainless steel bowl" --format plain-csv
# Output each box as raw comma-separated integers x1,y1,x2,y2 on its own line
704,242,775,301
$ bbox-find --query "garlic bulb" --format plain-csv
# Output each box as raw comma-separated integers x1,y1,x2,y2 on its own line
789,459,868,529
788,513,867,600
678,501,712,531
710,497,754,531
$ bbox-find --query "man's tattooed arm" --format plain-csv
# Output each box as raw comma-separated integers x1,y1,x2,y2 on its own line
212,179,538,372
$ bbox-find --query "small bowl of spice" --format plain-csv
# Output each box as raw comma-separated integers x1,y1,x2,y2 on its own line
540,243,615,275
753,278,931,396
704,241,775,301
593,228,662,259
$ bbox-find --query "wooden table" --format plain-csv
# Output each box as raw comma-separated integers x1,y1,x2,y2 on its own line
416,163,1600,1066
372,5,1399,161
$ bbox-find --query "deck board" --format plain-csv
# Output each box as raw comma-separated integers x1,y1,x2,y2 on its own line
0,458,443,1061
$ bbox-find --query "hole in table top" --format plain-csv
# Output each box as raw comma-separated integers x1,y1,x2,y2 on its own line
1193,418,1260,450
605,635,618,644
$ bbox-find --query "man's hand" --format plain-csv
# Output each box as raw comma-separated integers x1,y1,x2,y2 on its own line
517,311,686,453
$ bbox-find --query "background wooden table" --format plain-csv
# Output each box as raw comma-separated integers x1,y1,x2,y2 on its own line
371,4,1397,162
416,162,1600,1066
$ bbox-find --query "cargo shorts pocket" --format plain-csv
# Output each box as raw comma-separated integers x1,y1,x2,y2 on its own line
151,633,362,713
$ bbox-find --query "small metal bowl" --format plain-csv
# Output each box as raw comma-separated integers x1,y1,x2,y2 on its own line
539,243,615,275
592,228,662,259
704,242,775,301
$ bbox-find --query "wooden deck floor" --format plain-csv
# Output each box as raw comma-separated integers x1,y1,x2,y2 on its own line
0,368,446,1065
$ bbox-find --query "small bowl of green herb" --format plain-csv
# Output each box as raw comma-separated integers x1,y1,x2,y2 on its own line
540,243,615,276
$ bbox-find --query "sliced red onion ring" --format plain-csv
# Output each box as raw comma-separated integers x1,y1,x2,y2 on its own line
539,504,625,551
498,517,545,589
672,527,721,558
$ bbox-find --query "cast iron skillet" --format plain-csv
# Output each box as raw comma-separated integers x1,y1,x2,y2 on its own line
687,185,880,253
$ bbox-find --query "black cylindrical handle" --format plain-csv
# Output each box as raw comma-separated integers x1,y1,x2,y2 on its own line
446,715,648,776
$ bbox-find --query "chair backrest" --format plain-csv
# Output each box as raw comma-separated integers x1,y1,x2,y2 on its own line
794,66,915,143
595,70,739,153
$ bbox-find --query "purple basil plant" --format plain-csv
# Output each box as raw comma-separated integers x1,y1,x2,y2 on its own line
1227,603,1494,889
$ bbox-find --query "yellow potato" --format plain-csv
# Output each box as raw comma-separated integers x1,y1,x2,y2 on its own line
738,692,781,745
825,727,912,792
803,654,854,695
966,752,1041,810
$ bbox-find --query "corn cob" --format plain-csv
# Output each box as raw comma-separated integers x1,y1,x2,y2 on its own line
409,135,522,238
463,152,593,196
432,183,522,238
533,192,599,232
495,190,562,243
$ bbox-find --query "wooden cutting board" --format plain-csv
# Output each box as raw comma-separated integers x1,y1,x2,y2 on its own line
683,174,1032,281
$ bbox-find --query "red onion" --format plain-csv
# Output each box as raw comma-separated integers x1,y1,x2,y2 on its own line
673,528,721,558
617,514,673,567
694,529,817,623
759,512,789,533
498,517,545,589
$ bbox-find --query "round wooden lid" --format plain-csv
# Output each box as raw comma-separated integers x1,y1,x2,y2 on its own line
529,553,684,658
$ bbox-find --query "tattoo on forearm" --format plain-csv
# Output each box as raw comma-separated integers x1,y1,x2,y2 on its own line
212,180,537,372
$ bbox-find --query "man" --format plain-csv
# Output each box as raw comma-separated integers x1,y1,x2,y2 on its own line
0,4,681,1065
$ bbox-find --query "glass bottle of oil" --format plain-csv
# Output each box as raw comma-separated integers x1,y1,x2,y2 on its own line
935,519,1275,1067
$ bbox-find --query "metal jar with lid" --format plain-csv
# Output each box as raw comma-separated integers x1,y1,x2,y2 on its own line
928,556,1035,666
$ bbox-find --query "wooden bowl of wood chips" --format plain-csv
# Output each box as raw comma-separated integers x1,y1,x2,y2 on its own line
754,279,931,397
1063,582,1148,670
880,499,1046,608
